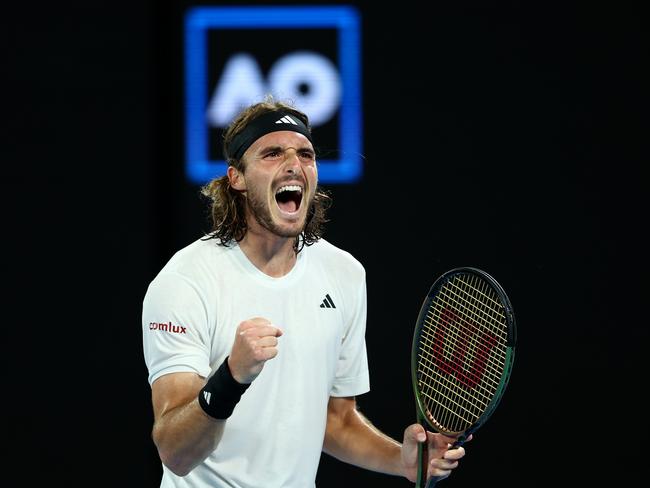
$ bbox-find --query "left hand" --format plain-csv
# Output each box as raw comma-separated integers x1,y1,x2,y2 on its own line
400,424,470,484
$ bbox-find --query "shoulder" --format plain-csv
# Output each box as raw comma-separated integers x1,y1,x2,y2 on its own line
151,236,232,284
307,238,365,279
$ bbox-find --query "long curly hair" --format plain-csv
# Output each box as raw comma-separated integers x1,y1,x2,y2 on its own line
200,97,332,252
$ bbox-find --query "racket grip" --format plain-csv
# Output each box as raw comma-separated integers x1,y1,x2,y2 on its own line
416,437,428,488
425,478,439,488
420,444,440,488
420,434,469,488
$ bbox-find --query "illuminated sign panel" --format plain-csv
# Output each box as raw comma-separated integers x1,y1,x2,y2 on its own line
184,6,362,184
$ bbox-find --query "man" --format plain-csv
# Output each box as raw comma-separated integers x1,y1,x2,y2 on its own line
142,97,468,487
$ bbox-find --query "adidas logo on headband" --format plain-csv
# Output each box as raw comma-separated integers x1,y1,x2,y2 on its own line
275,115,299,125
228,111,313,160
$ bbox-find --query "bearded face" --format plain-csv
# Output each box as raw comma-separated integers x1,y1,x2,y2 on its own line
230,131,318,239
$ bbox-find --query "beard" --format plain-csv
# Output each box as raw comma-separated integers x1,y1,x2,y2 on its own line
246,188,306,238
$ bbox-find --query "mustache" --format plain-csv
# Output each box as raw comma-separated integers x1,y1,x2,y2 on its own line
275,175,306,187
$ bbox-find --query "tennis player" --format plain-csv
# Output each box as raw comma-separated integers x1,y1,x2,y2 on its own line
142,97,468,487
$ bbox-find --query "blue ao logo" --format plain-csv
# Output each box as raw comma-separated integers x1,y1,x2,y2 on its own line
184,6,363,184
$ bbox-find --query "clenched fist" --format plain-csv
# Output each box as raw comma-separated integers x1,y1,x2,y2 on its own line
228,317,283,384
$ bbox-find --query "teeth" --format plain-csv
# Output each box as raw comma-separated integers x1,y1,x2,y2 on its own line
276,185,302,194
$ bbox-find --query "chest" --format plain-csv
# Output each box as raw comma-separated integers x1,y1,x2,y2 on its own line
207,276,346,369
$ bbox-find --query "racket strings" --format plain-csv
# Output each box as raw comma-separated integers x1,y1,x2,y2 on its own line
441,278,508,344
423,320,503,396
434,274,508,366
419,321,499,399
427,286,508,376
417,326,492,429
416,352,483,425
416,274,509,434
422,274,504,404
422,283,506,390
432,274,505,387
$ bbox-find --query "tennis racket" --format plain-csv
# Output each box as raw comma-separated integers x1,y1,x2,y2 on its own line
411,267,516,488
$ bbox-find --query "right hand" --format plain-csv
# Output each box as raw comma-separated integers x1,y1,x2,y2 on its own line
228,317,283,384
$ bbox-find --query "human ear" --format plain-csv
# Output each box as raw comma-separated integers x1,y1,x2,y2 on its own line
227,166,246,191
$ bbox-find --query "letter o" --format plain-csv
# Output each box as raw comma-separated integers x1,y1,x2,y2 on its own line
268,51,341,126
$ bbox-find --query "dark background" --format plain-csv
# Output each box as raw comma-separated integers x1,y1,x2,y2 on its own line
3,0,646,486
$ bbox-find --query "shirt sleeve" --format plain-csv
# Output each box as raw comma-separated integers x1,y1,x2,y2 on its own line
330,270,370,397
142,271,213,385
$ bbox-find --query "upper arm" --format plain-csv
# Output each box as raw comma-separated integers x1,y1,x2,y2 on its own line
324,396,358,450
327,396,357,421
143,272,213,385
151,372,207,422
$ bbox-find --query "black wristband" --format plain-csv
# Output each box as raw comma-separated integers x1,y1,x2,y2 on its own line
198,356,250,419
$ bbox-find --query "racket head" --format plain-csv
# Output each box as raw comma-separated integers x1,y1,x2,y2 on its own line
411,267,516,443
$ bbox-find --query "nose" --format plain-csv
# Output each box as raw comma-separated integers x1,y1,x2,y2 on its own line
284,148,301,173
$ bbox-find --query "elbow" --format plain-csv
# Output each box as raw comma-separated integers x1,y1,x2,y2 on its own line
150,408,224,477
153,430,197,477
164,461,193,478
157,448,196,477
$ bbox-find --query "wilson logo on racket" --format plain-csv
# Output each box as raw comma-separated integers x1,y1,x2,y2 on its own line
432,307,498,390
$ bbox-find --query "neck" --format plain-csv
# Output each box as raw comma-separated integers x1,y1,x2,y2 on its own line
238,228,298,278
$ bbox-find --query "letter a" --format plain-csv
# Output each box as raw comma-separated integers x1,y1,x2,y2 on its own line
206,53,267,127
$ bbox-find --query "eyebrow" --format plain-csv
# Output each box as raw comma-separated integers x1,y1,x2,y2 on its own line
259,144,315,155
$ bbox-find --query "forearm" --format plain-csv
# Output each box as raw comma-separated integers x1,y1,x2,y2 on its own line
150,347,259,476
153,398,226,476
151,371,231,477
323,406,404,477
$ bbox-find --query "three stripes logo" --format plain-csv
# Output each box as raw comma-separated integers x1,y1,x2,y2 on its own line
275,115,299,125
320,293,336,309
203,391,211,405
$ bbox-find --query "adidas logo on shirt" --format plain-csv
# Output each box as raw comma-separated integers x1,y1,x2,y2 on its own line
320,294,336,309
275,115,299,125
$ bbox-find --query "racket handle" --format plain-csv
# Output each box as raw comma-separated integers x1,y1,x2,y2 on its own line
419,433,469,488
416,436,428,488
420,447,440,488
425,478,439,488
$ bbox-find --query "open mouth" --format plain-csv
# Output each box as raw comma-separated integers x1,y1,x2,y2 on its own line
275,185,303,214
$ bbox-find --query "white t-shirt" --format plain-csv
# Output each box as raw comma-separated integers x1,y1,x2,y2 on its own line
142,237,370,488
